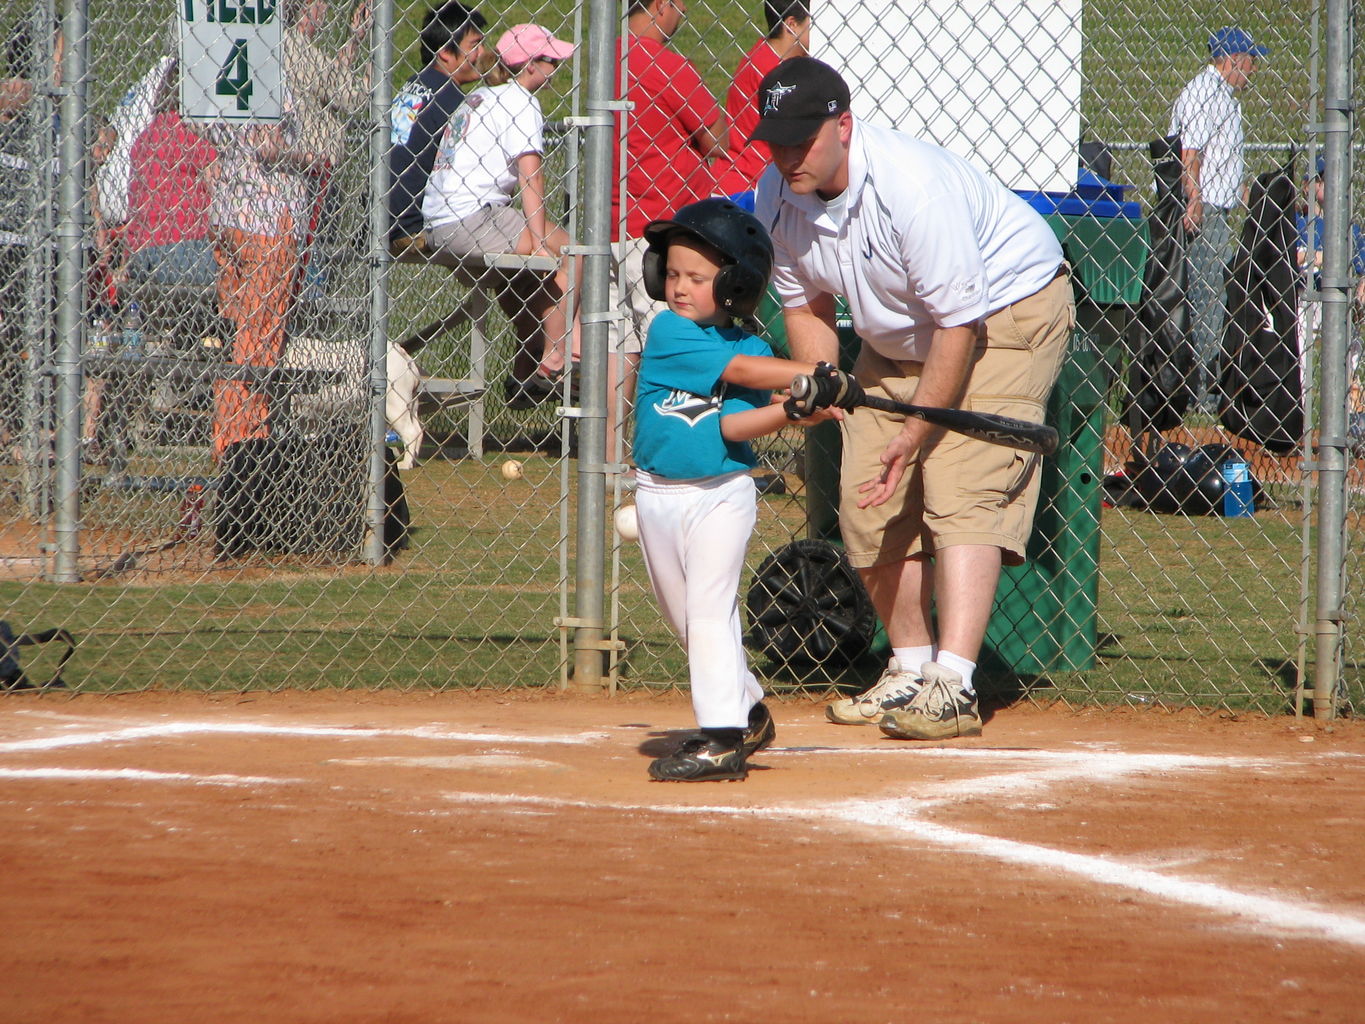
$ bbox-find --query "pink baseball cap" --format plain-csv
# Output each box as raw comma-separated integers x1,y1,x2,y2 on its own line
496,24,576,66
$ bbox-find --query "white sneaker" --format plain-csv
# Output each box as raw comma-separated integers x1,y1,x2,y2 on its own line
825,658,924,725
879,662,982,740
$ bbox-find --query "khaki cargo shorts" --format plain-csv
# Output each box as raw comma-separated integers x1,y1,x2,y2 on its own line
839,271,1075,570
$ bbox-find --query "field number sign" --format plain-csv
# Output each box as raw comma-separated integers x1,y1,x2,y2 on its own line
179,0,283,121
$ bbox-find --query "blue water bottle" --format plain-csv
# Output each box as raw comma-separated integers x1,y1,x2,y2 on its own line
1221,458,1254,517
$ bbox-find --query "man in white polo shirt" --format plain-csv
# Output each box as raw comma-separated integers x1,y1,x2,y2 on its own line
753,57,1073,740
1170,26,1268,412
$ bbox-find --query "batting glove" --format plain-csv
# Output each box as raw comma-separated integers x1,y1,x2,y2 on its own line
785,361,865,419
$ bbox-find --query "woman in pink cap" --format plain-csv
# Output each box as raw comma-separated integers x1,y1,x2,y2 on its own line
421,23,579,408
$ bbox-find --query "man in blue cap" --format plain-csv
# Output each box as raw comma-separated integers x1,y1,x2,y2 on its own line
1170,26,1268,412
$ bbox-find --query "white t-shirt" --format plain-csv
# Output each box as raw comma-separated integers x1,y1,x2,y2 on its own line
1169,65,1244,209
422,81,544,229
755,119,1063,362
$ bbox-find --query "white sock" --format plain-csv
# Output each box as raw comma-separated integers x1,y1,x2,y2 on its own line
892,645,937,675
935,650,977,693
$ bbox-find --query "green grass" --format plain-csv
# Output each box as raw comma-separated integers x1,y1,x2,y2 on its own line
8,461,1359,713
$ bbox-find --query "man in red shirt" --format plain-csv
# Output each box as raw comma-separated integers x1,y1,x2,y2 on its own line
612,0,724,238
714,1,811,199
125,108,220,292
608,0,725,460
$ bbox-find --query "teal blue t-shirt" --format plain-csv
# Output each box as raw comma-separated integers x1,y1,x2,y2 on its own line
633,311,773,480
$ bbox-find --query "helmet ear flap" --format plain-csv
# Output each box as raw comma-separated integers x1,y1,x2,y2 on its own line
642,245,667,303
713,265,767,318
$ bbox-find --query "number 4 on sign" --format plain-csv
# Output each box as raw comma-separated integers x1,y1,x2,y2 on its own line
216,38,252,111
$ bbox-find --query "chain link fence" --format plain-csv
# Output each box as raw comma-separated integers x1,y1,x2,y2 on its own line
0,0,1360,715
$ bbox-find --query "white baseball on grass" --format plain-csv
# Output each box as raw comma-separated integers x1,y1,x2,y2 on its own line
614,504,639,542
501,459,524,481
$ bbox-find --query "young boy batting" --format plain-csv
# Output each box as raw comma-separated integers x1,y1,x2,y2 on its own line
631,198,839,782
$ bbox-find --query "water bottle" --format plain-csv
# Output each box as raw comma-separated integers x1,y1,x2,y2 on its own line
90,311,114,353
1221,458,1254,517
122,300,144,357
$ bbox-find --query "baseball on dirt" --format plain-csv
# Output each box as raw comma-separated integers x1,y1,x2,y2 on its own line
500,459,524,481
613,504,640,542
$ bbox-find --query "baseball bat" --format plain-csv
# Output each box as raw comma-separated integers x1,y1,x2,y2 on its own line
790,375,1059,456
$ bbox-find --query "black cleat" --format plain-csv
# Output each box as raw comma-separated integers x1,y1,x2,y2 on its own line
648,736,748,782
741,701,776,757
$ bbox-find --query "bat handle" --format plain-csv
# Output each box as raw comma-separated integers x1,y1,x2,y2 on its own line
790,374,813,400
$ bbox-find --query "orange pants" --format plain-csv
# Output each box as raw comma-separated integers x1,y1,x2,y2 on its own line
212,224,298,461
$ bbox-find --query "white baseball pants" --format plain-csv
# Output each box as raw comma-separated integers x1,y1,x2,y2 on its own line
634,469,764,730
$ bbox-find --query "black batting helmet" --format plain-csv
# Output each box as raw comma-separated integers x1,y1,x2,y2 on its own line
641,198,774,318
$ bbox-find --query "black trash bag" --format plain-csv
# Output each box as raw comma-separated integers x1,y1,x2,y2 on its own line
214,437,286,559
1,621,74,691
215,423,378,559
383,445,411,560
1121,135,1198,435
1218,160,1302,454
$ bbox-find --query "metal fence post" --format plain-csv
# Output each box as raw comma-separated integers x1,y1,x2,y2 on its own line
1311,0,1355,717
567,0,621,692
364,0,393,567
51,0,87,583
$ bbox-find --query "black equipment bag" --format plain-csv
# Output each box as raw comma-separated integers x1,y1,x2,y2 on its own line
1218,159,1302,453
1,621,75,691
1122,135,1198,436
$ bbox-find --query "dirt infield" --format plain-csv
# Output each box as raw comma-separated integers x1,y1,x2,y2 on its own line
3,691,1364,1023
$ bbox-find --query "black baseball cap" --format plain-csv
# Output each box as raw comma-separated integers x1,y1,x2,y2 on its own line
749,57,851,146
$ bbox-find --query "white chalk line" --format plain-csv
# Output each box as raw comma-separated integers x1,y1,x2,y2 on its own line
0,767,297,786
439,780,1365,950
0,721,612,754
836,801,1365,948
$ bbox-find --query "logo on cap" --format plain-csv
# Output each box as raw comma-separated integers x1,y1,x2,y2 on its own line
763,82,796,115
750,57,852,148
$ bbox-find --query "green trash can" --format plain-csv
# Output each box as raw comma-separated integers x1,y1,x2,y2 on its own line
983,211,1148,673
982,336,1106,672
